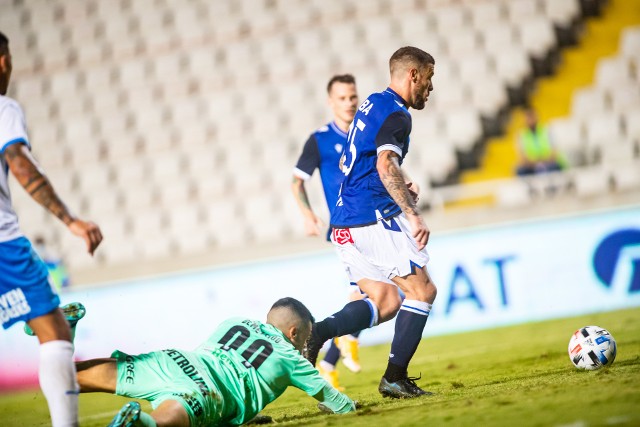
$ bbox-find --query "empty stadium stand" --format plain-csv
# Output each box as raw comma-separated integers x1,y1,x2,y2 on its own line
1,0,637,282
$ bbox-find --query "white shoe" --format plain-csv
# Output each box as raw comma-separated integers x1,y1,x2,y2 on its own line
318,363,345,391
338,336,361,373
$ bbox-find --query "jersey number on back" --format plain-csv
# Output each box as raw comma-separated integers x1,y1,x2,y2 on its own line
340,118,366,177
218,325,274,370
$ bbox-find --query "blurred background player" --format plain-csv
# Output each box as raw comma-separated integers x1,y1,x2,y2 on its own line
0,31,103,427
291,74,363,389
304,46,437,399
516,108,567,176
33,235,71,292
75,297,356,427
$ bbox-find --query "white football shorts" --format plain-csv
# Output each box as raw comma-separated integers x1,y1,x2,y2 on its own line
331,213,430,284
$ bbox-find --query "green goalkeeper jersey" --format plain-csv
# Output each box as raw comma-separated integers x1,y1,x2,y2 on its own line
195,317,355,424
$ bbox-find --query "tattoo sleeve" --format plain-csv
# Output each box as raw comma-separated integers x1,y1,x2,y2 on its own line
291,176,313,211
4,144,74,225
378,151,419,216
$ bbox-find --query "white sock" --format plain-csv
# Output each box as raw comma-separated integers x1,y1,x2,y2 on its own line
320,360,336,372
39,340,79,427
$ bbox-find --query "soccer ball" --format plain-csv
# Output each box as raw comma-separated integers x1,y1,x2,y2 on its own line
568,326,617,370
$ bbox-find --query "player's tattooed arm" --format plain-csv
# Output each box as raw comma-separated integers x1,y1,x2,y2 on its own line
4,143,103,254
3,143,75,225
377,150,419,216
291,175,324,236
291,176,313,210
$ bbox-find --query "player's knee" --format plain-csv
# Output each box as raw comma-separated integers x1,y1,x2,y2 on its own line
377,292,402,322
407,279,437,304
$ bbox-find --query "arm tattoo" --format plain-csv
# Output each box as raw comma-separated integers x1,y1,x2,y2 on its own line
4,144,74,225
292,176,312,210
379,152,419,216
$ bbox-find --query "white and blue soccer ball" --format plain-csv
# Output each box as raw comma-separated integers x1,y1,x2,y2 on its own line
568,326,617,370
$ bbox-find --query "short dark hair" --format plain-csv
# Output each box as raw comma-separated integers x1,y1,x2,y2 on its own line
270,297,315,324
389,46,435,74
0,32,8,54
327,74,356,94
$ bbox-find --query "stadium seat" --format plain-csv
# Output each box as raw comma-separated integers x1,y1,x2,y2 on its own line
116,59,151,90
458,56,494,86
48,71,81,99
158,180,195,206
547,118,586,167
584,114,622,156
171,6,209,45
327,23,361,50
504,0,543,22
495,179,531,208
280,5,320,32
594,57,635,89
571,87,609,118
571,167,611,197
74,164,112,195
600,138,639,166
86,189,120,218
432,6,469,33
138,234,174,260
446,30,482,57
608,86,640,113
469,2,505,30
24,101,54,128
471,78,509,117
12,75,46,105
148,152,186,185
610,161,640,192
623,108,640,141
361,17,398,48
428,77,468,113
205,203,250,248
542,0,581,27
243,194,286,244
620,26,640,59
518,16,557,59
415,139,458,185
492,47,532,87
443,108,483,153
480,24,519,53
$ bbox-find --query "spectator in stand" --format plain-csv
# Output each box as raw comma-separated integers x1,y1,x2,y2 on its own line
516,108,567,176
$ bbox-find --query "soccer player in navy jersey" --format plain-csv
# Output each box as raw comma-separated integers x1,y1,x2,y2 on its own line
291,74,364,390
304,47,437,399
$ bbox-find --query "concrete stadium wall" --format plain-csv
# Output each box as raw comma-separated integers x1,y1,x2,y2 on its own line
1,204,639,390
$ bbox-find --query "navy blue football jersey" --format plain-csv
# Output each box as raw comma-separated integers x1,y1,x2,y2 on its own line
330,88,412,228
293,121,347,217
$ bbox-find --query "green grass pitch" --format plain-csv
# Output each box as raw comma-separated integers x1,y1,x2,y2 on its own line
1,307,639,426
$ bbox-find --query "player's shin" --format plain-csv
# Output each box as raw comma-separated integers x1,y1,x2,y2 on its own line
315,299,379,342
384,300,432,382
39,340,80,427
322,340,341,367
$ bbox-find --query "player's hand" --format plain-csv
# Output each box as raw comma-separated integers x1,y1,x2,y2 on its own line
304,216,324,237
68,219,103,255
406,181,420,203
406,213,430,250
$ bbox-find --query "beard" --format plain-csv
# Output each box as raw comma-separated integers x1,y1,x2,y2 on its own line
411,85,428,110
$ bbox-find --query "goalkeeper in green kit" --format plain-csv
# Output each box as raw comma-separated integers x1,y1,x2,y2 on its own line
75,298,356,426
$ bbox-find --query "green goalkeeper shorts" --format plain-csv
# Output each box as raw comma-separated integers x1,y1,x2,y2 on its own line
113,349,226,427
